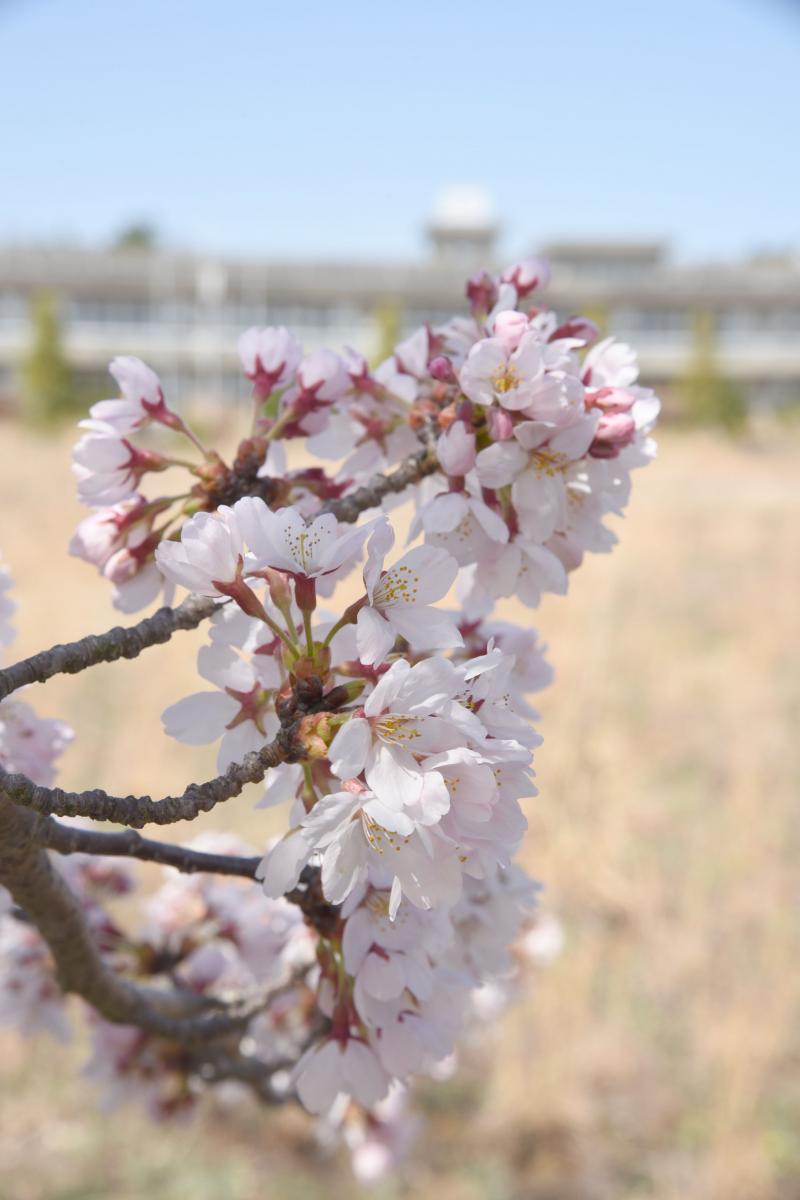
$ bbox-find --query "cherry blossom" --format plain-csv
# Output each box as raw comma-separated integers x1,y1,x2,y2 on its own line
72,426,167,507
326,657,473,827
84,356,168,433
161,638,281,770
239,325,303,398
234,498,379,584
459,332,555,411
500,255,551,297
154,507,243,599
259,786,464,917
356,525,461,665
0,920,70,1041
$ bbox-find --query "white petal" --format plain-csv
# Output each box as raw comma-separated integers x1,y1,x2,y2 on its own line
468,498,510,543
475,441,527,488
328,717,371,780
363,518,394,597
197,643,253,690
256,829,311,898
360,952,406,1001
341,909,373,973
389,605,463,652
365,743,422,812
295,1040,343,1114
160,691,237,745
342,1041,390,1107
356,607,396,665
257,763,304,809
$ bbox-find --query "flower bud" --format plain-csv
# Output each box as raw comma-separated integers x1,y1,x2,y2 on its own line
486,406,515,442
465,271,499,319
296,712,337,758
259,566,293,616
323,679,367,709
589,412,636,458
437,421,476,476
500,256,551,298
429,355,456,384
492,310,529,353
586,386,636,415
549,315,599,344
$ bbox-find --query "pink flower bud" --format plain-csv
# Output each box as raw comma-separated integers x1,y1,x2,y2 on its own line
259,566,293,613
429,356,456,384
586,386,636,415
589,412,636,458
465,271,499,319
69,501,143,568
492,310,529,353
436,421,476,476
500,256,551,298
486,406,515,441
238,326,303,399
102,548,141,585
293,350,349,408
549,315,599,344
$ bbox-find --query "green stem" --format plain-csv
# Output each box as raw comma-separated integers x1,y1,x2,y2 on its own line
303,609,315,657
261,610,298,653
175,417,212,460
322,612,352,647
322,596,366,647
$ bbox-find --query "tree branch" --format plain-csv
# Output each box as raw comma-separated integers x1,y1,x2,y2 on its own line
0,593,219,703
0,793,290,1042
191,1048,290,1103
40,817,263,878
322,424,440,523
0,737,291,828
0,435,440,831
0,433,441,707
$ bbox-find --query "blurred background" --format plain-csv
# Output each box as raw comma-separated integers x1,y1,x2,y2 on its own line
1,1,799,1197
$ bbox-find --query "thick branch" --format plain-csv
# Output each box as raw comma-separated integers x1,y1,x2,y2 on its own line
0,593,218,703
0,793,284,1041
0,738,291,828
40,818,263,878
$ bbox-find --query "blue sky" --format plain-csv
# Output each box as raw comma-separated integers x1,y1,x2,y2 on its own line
0,0,797,263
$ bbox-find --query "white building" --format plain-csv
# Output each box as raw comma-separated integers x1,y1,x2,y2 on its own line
1,192,799,414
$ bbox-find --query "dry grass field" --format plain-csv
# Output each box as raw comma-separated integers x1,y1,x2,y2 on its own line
0,419,799,1200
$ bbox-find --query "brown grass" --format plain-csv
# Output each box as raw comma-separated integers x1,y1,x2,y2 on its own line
0,420,798,1200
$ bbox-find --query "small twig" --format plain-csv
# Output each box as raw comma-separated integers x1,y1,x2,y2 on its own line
191,1048,291,1104
0,594,219,703
40,818,263,878
322,424,439,524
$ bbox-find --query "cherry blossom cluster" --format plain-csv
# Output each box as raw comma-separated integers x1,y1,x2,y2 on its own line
0,555,556,1177
0,256,658,1176
0,830,556,1176
68,258,657,616
148,500,557,1121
